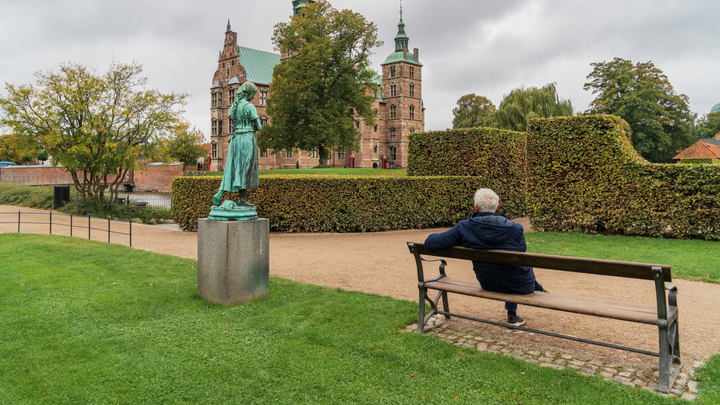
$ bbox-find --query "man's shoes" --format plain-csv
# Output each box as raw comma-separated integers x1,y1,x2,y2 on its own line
507,314,526,327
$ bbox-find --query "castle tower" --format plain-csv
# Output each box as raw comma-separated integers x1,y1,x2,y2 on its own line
209,21,245,171
380,4,424,169
292,0,315,16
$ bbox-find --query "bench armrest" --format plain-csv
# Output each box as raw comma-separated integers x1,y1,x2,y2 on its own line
408,242,447,283
666,284,678,308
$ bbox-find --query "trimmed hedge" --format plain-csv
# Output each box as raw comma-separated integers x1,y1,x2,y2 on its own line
171,176,489,232
527,115,720,240
407,127,527,218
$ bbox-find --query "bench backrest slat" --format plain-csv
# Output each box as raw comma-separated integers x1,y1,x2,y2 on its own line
409,243,671,282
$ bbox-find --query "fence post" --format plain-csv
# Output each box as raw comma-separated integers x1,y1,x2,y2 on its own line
88,214,91,240
108,217,111,244
129,218,132,247
70,213,73,237
18,211,20,233
50,211,52,235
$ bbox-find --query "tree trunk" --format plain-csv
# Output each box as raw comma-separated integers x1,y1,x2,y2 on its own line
318,145,331,167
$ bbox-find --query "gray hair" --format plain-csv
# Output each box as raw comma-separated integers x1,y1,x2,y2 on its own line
474,188,499,212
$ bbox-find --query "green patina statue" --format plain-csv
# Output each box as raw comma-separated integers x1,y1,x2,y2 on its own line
209,82,261,221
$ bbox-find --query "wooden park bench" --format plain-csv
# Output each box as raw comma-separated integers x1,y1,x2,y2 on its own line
407,242,681,393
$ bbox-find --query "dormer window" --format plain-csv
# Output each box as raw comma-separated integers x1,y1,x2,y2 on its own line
390,66,396,77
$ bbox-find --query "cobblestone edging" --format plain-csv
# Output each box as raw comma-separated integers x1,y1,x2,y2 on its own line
406,315,701,401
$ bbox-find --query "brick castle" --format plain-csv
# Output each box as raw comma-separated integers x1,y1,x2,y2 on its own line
209,1,424,171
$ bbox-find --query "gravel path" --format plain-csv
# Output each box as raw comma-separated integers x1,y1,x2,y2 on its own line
2,205,718,382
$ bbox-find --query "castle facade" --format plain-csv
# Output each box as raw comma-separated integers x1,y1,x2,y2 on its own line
209,2,424,171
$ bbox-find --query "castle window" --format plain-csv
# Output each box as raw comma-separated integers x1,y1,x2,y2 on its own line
390,66,396,77
211,119,218,136
390,127,397,142
356,121,360,129
410,105,415,119
409,84,415,98
310,150,318,158
410,128,416,133
373,145,378,154
211,93,222,108
211,142,217,159
229,88,236,105
337,150,345,159
219,120,224,135
260,117,268,126
389,146,397,161
286,150,293,158
374,124,378,133
390,84,397,97
400,66,403,76
259,89,268,106
409,66,415,78
260,150,268,158
390,105,397,119
349,108,355,115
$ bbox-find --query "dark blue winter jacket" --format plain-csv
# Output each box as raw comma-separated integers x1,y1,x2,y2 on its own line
424,212,537,294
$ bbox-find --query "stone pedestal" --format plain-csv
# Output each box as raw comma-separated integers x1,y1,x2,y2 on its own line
198,218,269,305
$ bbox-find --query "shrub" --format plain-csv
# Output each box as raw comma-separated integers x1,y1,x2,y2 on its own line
407,127,526,218
172,176,492,232
527,115,720,240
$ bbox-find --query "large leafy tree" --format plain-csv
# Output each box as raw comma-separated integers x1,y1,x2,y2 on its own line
259,0,383,166
584,57,697,162
452,94,496,129
166,121,208,166
0,134,23,163
0,62,186,201
491,83,573,132
695,112,720,139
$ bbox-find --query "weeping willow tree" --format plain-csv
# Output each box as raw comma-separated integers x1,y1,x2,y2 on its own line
491,83,574,132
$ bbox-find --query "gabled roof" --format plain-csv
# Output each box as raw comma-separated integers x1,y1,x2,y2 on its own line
238,46,281,86
673,140,720,159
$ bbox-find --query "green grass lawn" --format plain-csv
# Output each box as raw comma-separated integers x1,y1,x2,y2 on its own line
1,234,718,404
204,168,407,177
526,232,720,284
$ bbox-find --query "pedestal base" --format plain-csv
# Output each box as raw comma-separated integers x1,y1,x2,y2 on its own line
198,218,269,305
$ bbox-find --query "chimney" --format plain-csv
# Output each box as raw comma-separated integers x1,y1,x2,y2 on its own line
403,46,407,61
413,48,419,63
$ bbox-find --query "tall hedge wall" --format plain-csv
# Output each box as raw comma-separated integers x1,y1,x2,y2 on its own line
527,115,720,240
407,127,527,218
172,176,490,232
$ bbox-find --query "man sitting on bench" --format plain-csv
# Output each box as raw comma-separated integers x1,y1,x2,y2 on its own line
424,188,546,327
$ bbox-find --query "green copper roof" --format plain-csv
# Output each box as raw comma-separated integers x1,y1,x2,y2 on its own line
381,16,421,66
382,51,422,66
712,103,720,113
238,46,280,86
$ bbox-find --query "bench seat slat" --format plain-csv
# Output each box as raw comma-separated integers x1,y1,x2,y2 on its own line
425,277,663,325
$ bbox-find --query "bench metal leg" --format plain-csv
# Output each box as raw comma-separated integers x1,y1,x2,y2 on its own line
441,291,450,319
418,286,445,333
657,318,681,393
417,287,427,333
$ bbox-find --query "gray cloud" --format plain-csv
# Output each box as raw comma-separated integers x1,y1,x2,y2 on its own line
1,0,718,137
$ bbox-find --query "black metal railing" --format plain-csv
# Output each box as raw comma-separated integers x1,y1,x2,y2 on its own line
0,211,132,247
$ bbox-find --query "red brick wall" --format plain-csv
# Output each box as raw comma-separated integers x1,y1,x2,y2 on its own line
2,163,182,193
133,163,183,192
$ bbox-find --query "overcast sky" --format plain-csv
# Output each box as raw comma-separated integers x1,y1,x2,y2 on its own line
1,0,718,140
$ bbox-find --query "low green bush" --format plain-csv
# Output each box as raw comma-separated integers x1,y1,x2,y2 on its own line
0,182,55,210
172,176,498,232
408,127,527,218
527,115,720,240
0,181,170,224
